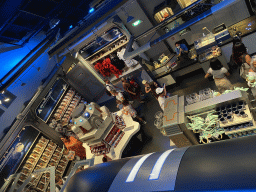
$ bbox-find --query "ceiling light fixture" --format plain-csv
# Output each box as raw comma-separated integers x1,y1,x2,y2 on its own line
132,20,143,27
4,98,10,102
0,100,2,105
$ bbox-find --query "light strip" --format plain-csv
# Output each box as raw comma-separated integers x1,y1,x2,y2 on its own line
149,149,175,180
126,153,154,183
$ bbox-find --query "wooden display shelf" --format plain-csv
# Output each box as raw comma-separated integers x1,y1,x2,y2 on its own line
86,35,125,60
219,105,253,128
90,39,128,64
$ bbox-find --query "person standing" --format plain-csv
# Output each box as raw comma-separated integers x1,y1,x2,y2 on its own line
112,90,125,102
205,58,233,93
121,100,146,124
105,79,117,96
142,80,159,99
156,86,169,111
175,42,188,58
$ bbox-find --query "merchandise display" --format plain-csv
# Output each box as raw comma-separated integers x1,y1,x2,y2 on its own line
15,136,69,192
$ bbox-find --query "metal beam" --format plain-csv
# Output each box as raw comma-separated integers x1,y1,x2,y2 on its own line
0,28,58,92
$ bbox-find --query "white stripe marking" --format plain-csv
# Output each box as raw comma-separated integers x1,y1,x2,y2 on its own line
126,153,154,182
149,149,175,180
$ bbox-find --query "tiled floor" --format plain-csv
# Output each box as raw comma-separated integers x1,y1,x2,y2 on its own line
99,67,253,157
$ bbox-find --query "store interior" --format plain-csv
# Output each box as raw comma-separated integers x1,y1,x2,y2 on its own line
1,0,256,191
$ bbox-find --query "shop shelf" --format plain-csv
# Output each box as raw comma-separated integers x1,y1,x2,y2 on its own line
219,105,254,128
86,35,125,60
225,126,256,135
90,38,128,64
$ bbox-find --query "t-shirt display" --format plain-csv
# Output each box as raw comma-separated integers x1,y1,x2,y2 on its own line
117,48,138,68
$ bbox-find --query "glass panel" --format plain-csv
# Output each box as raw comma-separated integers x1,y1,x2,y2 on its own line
36,78,68,122
80,27,123,58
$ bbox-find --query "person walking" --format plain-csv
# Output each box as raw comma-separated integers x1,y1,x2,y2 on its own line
121,100,146,124
205,58,233,93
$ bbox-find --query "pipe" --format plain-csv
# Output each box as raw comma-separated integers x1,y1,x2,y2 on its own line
0,28,58,92
123,0,238,60
48,0,130,57
64,135,256,192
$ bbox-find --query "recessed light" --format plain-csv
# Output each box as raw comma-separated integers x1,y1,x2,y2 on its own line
4,98,10,102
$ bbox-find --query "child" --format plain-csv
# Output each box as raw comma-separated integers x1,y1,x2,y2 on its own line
121,100,146,124
205,58,233,93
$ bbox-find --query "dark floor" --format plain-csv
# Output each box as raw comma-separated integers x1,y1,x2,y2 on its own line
99,67,254,157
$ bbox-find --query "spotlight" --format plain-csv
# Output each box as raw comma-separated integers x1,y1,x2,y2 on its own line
1,91,5,94
0,100,2,105
4,98,10,102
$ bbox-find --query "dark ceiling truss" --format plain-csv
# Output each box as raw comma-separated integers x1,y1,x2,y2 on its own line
0,0,93,46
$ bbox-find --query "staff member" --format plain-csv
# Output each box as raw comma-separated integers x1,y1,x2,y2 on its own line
175,42,188,58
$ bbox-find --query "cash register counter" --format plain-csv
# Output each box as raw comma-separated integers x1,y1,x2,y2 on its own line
153,15,256,86
83,110,140,165
160,90,254,147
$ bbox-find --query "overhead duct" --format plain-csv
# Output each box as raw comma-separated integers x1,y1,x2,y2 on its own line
123,0,239,60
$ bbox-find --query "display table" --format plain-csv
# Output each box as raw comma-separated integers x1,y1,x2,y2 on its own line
83,110,140,165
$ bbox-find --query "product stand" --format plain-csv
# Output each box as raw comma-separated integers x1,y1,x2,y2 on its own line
160,90,256,146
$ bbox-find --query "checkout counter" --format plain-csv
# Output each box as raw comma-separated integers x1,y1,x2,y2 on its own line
158,90,256,147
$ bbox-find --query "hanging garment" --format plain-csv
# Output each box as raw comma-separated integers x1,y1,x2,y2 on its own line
111,56,126,70
94,58,122,78
117,48,138,68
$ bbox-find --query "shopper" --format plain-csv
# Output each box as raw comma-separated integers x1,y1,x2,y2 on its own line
247,56,256,96
121,100,146,124
205,58,233,93
61,135,86,160
156,86,169,111
112,90,125,102
232,42,251,66
142,80,159,99
105,79,117,96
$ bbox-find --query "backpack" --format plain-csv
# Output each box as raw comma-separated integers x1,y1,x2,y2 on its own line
240,54,251,80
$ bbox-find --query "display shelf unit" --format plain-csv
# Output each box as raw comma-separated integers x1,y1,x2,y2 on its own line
15,136,69,192
32,142,57,191
225,125,256,135
55,89,75,121
63,95,81,127
89,37,128,64
86,35,125,60
219,105,254,128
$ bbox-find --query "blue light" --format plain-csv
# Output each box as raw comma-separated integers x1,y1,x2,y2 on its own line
89,107,92,110
74,122,77,124
89,8,95,13
69,25,73,29
70,119,72,123
79,119,83,122
84,101,87,105
85,112,90,118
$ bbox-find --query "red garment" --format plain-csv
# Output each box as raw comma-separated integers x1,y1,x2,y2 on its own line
63,136,86,160
94,58,122,78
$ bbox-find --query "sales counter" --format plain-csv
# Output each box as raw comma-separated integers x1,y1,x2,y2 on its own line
151,15,256,86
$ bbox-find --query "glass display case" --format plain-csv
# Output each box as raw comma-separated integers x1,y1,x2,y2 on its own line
198,45,221,63
177,0,199,9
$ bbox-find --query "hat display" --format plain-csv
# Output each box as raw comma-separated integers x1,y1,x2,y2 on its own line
142,80,148,84
156,87,164,94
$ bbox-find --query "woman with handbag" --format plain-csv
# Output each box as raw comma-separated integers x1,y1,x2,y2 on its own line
205,58,233,93
232,42,251,79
